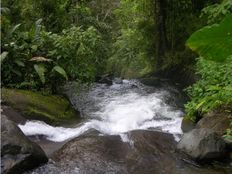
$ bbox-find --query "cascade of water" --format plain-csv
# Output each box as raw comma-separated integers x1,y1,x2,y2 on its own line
19,79,184,142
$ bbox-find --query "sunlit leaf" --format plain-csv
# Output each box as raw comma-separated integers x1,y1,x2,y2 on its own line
0,7,10,15
34,64,46,84
14,60,25,67
35,18,43,38
187,14,232,61
52,65,68,80
8,24,21,37
0,52,8,63
30,57,52,62
12,69,22,76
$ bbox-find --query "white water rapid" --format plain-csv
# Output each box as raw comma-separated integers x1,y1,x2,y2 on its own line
19,79,184,142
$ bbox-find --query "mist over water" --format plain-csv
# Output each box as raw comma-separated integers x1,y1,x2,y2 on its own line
19,79,184,142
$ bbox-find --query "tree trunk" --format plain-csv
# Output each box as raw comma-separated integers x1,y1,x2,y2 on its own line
155,0,168,70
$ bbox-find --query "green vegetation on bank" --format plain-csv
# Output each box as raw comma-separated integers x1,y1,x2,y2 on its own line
184,1,232,137
1,0,232,135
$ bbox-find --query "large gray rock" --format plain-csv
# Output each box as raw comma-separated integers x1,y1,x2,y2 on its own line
177,128,226,161
1,105,26,124
196,104,231,136
29,130,231,174
1,115,48,174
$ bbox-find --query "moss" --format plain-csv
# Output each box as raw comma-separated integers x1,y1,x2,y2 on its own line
1,88,79,125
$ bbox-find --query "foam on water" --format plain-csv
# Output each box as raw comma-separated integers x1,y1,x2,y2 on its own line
19,80,184,142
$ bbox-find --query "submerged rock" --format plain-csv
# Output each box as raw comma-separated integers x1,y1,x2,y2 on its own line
139,77,162,87
1,88,79,125
181,117,196,133
29,130,231,174
177,128,226,161
113,77,123,84
96,74,113,85
1,115,48,174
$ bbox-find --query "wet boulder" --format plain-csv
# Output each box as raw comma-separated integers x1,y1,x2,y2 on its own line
52,131,129,174
37,130,231,174
1,115,48,174
51,130,177,174
1,105,26,124
1,88,79,125
196,103,232,136
177,128,226,161
96,74,113,85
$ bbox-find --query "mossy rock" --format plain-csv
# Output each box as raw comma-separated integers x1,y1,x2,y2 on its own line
1,88,79,125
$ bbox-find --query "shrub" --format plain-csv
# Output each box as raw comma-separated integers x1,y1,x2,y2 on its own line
48,26,108,82
185,57,232,121
1,22,107,92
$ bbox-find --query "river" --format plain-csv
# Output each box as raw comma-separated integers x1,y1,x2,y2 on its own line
18,79,231,174
19,79,184,142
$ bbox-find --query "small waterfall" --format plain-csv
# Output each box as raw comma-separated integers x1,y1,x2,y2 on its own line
19,79,184,142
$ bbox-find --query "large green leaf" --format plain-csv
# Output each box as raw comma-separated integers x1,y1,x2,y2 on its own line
0,7,10,15
186,14,232,61
14,60,25,67
35,18,43,39
0,52,8,63
52,66,68,80
34,64,46,84
8,24,21,37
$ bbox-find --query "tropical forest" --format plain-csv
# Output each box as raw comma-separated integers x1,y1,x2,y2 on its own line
1,0,232,174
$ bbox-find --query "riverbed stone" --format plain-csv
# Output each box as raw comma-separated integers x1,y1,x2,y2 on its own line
1,115,48,174
139,77,162,87
177,128,226,161
1,88,79,125
196,103,232,136
1,105,26,124
96,74,113,85
51,130,179,174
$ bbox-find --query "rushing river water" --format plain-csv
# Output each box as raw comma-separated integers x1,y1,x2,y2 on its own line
19,79,232,174
19,79,184,142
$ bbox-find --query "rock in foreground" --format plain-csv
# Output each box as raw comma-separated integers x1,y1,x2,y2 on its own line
177,128,226,161
1,115,48,174
29,130,231,174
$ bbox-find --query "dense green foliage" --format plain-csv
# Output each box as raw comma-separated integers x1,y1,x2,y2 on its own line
1,0,115,92
107,0,155,77
47,26,108,82
185,1,232,125
201,0,232,24
1,21,107,92
1,0,222,87
1,0,232,137
107,0,217,77
185,57,232,121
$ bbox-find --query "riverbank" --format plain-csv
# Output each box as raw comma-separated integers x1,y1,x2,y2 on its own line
1,79,231,174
